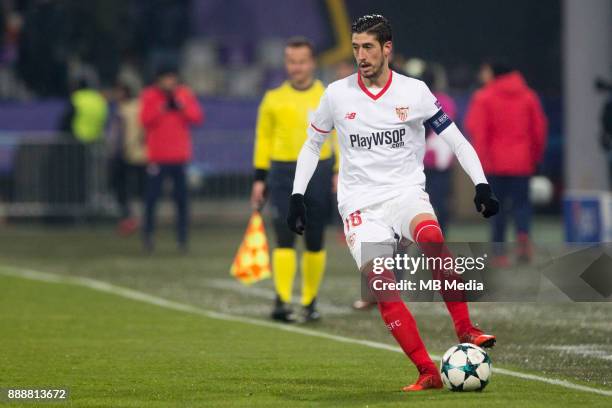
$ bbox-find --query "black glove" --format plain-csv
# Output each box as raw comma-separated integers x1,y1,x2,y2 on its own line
474,183,499,218
165,91,180,110
287,194,307,235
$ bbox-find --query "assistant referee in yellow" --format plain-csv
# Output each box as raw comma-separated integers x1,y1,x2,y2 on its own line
251,37,338,323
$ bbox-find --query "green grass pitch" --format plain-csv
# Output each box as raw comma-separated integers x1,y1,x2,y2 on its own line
0,219,611,406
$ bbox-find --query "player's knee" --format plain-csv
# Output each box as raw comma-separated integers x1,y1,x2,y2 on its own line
413,220,444,244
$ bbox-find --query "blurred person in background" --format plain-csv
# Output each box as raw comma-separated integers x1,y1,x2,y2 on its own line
465,61,547,264
421,64,457,233
108,82,146,236
389,53,409,77
60,78,108,143
54,78,108,207
334,59,355,81
597,77,612,186
251,37,338,323
140,66,204,253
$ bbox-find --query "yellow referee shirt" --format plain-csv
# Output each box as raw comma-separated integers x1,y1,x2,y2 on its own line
253,80,338,172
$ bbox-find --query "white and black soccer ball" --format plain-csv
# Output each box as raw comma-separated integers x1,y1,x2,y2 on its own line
440,343,491,391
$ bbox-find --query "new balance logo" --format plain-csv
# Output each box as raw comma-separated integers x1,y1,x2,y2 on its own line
345,112,356,120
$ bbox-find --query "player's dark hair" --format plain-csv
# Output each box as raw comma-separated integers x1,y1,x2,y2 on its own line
75,78,91,90
351,14,392,46
491,62,513,77
155,64,178,79
483,58,514,77
286,36,316,57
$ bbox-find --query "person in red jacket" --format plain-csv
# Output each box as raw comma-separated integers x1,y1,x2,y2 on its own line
465,62,547,263
140,66,204,252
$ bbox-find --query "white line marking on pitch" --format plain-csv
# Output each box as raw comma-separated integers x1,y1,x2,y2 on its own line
1,266,611,398
542,345,612,361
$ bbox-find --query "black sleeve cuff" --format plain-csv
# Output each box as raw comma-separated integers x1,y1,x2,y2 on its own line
254,169,268,182
290,193,304,205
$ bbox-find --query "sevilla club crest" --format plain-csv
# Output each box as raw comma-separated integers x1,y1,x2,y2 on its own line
395,106,409,121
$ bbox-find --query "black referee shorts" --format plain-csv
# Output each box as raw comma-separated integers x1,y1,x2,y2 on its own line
268,159,333,251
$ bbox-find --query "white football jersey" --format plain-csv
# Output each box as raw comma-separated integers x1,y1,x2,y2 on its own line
308,70,443,216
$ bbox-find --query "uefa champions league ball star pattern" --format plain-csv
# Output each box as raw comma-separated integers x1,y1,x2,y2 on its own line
440,343,492,391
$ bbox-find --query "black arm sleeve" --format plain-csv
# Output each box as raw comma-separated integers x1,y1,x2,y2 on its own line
254,168,268,182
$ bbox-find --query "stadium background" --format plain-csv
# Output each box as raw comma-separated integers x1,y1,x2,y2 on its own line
0,1,611,406
0,0,570,222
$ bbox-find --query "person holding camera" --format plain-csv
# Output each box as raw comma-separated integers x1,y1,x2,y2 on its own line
139,66,204,252
465,62,548,264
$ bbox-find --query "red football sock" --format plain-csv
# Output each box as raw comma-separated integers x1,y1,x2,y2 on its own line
368,269,437,374
444,301,472,336
413,219,474,336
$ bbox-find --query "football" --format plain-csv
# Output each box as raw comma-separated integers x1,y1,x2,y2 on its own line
440,343,492,391
530,175,554,206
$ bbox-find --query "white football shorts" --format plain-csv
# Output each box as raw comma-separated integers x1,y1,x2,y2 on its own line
342,186,436,269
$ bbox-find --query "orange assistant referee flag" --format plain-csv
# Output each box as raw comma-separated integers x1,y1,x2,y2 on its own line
230,211,271,285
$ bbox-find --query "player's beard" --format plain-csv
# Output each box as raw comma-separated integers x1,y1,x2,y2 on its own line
362,59,385,80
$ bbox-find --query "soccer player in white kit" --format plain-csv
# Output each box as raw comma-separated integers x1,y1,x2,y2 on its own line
287,15,500,391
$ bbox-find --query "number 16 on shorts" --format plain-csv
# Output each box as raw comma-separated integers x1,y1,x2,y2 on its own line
344,210,362,233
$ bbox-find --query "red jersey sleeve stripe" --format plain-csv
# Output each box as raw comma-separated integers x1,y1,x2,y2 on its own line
310,123,332,134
